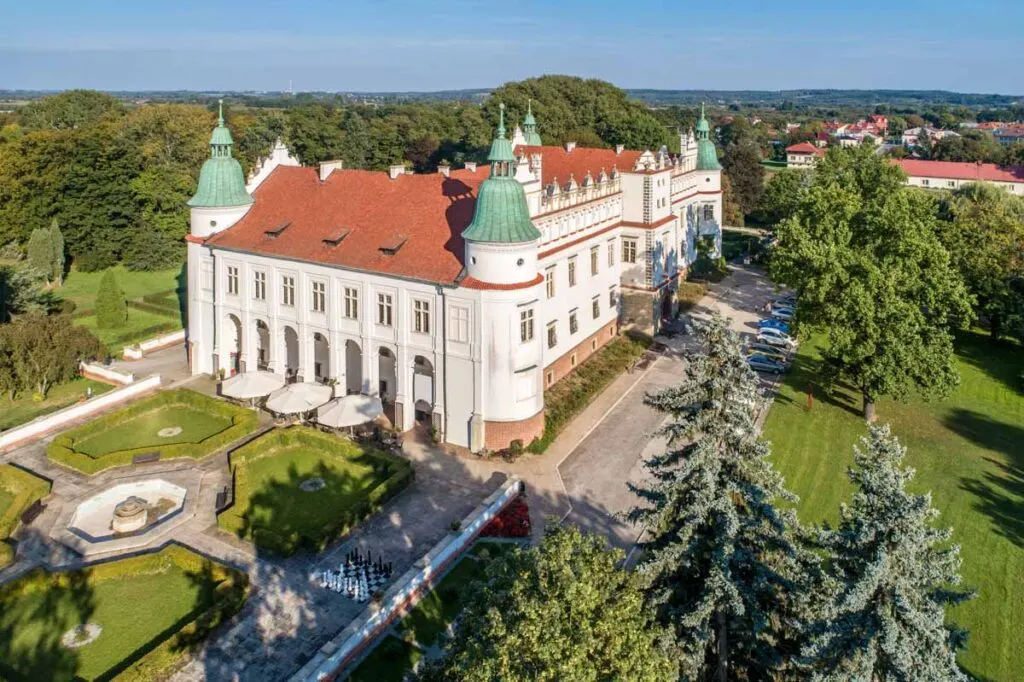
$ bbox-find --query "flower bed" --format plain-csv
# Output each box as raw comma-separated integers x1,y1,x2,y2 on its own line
47,389,259,474
481,496,531,538
0,465,51,569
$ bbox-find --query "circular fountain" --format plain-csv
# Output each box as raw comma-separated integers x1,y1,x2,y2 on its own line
111,496,149,534
69,480,187,542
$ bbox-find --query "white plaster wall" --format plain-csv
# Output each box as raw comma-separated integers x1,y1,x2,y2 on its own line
465,240,538,285
478,284,544,422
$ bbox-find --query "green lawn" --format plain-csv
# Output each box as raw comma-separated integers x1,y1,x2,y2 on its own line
76,308,181,351
348,635,423,682
72,406,233,458
762,330,1024,682
0,488,13,523
0,548,245,682
60,265,184,308
0,379,113,433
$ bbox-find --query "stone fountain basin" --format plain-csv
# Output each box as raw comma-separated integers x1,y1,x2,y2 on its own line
69,480,187,542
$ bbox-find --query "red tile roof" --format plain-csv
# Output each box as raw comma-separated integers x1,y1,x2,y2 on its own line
206,165,489,285
892,159,1024,184
786,142,825,156
515,144,643,187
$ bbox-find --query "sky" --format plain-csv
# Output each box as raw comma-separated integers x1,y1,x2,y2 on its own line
2,0,1022,94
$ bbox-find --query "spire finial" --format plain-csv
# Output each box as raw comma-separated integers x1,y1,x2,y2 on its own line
700,102,705,121
497,103,506,139
218,99,224,127
528,99,532,116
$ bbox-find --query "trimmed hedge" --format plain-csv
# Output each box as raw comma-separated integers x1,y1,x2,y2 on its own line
0,545,248,681
528,334,651,453
0,465,51,569
47,389,259,475
219,426,414,557
108,320,182,348
126,299,180,318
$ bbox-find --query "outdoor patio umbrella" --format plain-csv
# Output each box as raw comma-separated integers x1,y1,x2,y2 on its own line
264,382,333,416
315,394,384,429
220,370,285,400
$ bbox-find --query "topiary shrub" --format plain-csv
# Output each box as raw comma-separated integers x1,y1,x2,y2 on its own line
95,269,127,329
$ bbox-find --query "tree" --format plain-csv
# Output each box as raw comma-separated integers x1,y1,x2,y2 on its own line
770,146,972,419
1,314,103,398
938,183,1024,340
721,173,745,227
801,424,973,681
25,226,54,283
722,143,765,217
49,219,65,285
754,168,808,227
95,270,127,329
422,523,675,682
629,313,812,682
0,264,58,322
18,90,122,131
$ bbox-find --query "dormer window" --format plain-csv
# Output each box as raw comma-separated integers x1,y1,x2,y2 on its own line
379,236,407,255
264,221,290,239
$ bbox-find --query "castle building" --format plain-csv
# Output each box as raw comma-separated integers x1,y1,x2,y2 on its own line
186,101,722,451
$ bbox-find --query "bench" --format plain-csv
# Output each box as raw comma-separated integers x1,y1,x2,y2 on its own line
20,500,45,526
132,451,161,465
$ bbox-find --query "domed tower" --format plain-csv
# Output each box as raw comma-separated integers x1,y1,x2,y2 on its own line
694,103,723,254
187,100,253,238
522,99,542,146
695,103,722,173
462,104,545,452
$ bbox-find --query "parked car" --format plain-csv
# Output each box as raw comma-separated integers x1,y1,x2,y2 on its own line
759,318,791,334
774,291,796,305
771,307,795,321
746,343,791,364
757,328,798,350
747,354,790,374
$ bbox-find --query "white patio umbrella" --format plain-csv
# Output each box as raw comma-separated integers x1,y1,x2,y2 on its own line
265,382,333,416
220,371,285,400
316,394,384,429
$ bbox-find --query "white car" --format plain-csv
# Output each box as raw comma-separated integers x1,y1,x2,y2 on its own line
757,327,798,350
771,306,795,321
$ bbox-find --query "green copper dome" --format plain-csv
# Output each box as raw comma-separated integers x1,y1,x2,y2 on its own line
695,103,721,171
188,100,253,208
462,104,541,244
522,99,542,145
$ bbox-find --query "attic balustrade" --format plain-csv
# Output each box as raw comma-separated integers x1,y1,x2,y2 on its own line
539,176,621,212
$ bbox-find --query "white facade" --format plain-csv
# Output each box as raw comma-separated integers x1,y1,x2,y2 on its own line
187,131,721,451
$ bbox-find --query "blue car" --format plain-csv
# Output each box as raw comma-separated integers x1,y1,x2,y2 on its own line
759,318,791,334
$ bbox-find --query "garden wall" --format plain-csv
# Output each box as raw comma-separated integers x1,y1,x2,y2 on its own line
291,476,523,682
0,375,162,454
79,361,135,386
122,329,186,360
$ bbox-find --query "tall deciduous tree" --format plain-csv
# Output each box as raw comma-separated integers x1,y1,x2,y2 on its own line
801,424,973,681
1,314,103,398
754,168,808,227
422,523,675,682
629,313,812,682
95,270,127,329
770,145,972,419
722,142,765,217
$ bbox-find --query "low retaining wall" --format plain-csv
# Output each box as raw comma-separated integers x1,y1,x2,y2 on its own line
79,362,135,386
122,329,186,360
292,476,524,682
0,375,162,454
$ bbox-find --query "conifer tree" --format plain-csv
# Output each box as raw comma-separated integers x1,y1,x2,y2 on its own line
801,424,973,682
26,227,54,284
629,312,812,681
95,269,127,329
49,218,65,286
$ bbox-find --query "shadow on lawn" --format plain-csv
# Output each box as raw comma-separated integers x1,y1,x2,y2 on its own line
771,352,863,418
0,557,95,682
948,408,1024,550
955,331,1023,396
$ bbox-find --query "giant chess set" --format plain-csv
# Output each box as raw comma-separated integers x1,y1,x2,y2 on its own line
314,547,393,603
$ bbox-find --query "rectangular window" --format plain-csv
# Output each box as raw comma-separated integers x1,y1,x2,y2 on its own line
569,309,579,335
568,257,577,287
281,276,295,307
201,261,213,291
590,246,599,276
413,299,431,334
703,204,715,221
311,281,326,313
592,297,600,319
609,287,617,309
547,321,557,349
377,292,393,326
252,271,266,300
226,266,239,295
921,179,930,187
607,239,615,267
546,268,556,299
450,305,469,343
520,308,535,343
622,238,637,264
343,286,359,320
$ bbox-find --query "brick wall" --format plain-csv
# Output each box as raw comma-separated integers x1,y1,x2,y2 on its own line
484,409,545,451
542,318,619,389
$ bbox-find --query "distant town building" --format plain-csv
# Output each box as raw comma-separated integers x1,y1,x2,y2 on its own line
993,127,1024,146
786,142,825,168
893,159,1024,196
902,126,960,147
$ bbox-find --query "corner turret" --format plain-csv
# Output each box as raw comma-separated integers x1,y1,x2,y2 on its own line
695,103,722,171
188,100,253,238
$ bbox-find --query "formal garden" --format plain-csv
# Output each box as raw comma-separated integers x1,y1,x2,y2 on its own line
0,545,247,682
47,389,258,474
217,426,414,556
0,379,112,433
0,464,51,569
763,330,1024,681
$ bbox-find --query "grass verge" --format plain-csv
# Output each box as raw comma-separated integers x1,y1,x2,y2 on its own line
0,379,112,433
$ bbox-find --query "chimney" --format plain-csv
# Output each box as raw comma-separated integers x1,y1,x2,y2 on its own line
319,159,343,181
565,141,577,153
464,161,477,173
389,164,406,180
615,144,625,155
437,163,451,178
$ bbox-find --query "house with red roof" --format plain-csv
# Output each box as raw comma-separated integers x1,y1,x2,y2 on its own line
786,142,826,168
891,159,1024,196
185,102,722,451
